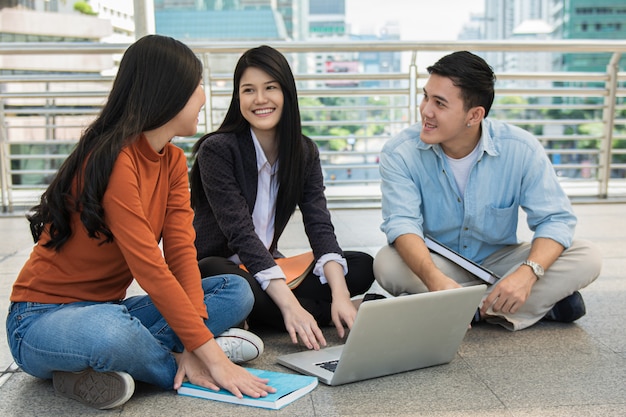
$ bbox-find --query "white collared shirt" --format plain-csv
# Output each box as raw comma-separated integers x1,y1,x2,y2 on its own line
231,129,347,290
251,130,279,252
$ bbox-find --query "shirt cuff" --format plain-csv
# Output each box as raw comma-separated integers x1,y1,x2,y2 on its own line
254,264,286,291
313,253,348,285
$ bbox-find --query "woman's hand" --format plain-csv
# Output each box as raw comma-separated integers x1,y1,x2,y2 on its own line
282,300,327,350
173,340,275,399
266,279,327,350
325,260,357,338
330,294,357,338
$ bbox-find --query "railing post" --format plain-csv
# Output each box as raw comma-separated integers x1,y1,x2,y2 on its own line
202,52,213,134
598,52,621,199
409,51,418,125
0,98,13,213
133,0,155,39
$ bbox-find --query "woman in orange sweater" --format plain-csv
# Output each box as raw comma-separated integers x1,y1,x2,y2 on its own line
6,35,273,410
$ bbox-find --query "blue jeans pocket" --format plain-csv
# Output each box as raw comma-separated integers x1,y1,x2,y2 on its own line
6,302,61,367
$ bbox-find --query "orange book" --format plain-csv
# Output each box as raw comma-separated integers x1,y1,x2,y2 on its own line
240,251,315,289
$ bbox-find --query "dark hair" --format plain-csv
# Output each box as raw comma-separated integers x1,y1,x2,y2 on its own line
28,34,203,250
190,45,308,223
426,51,496,116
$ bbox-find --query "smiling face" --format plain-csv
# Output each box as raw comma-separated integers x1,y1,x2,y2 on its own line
419,74,483,158
238,67,284,141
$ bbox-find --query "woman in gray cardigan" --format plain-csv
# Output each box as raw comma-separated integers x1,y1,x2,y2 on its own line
190,46,375,350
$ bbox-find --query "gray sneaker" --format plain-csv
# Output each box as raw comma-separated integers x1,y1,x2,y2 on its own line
215,328,264,363
52,369,134,410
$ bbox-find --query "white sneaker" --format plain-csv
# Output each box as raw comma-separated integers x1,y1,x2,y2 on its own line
52,369,135,410
215,328,264,363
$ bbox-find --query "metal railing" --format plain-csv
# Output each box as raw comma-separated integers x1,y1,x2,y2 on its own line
1,40,626,212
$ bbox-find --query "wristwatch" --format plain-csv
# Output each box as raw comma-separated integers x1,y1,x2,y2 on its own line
522,260,544,279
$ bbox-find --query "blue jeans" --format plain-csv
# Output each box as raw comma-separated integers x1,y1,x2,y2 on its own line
6,275,253,390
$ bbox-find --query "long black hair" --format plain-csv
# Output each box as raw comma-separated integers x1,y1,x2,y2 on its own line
190,45,309,224
28,34,203,250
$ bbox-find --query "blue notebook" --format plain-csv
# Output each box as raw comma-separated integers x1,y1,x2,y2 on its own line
177,367,318,410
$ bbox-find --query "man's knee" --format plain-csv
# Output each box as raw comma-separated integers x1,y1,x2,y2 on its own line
567,238,602,284
373,245,399,284
373,245,424,295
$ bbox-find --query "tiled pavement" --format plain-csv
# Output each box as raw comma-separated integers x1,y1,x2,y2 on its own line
1,203,625,416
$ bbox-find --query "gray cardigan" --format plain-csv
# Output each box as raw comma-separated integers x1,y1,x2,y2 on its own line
193,130,343,276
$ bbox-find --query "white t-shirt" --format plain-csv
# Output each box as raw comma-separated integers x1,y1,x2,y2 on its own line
444,143,481,198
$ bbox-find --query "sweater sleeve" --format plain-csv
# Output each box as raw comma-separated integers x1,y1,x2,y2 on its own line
103,143,212,352
161,146,207,319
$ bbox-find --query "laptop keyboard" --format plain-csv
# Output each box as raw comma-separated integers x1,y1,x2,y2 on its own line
316,359,339,372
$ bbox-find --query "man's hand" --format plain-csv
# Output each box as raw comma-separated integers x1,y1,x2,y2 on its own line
395,234,460,291
481,237,564,317
481,267,536,316
427,274,463,292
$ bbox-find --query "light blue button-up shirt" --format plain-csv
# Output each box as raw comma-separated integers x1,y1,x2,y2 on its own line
380,118,576,264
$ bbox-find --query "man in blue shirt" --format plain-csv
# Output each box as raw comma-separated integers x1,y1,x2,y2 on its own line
374,51,601,330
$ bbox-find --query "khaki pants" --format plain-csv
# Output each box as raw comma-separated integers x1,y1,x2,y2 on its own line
373,239,602,330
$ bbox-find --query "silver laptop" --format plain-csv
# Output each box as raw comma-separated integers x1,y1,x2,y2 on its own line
277,284,486,386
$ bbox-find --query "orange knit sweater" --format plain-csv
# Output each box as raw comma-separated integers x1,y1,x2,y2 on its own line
11,136,213,351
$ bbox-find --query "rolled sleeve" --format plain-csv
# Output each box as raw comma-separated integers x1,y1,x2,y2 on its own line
520,139,577,249
313,253,348,285
254,264,286,291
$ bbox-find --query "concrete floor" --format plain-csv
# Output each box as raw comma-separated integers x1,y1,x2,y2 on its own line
1,203,625,416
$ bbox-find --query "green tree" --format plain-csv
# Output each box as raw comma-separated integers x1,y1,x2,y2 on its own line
74,1,97,16
577,122,602,150
493,96,539,133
